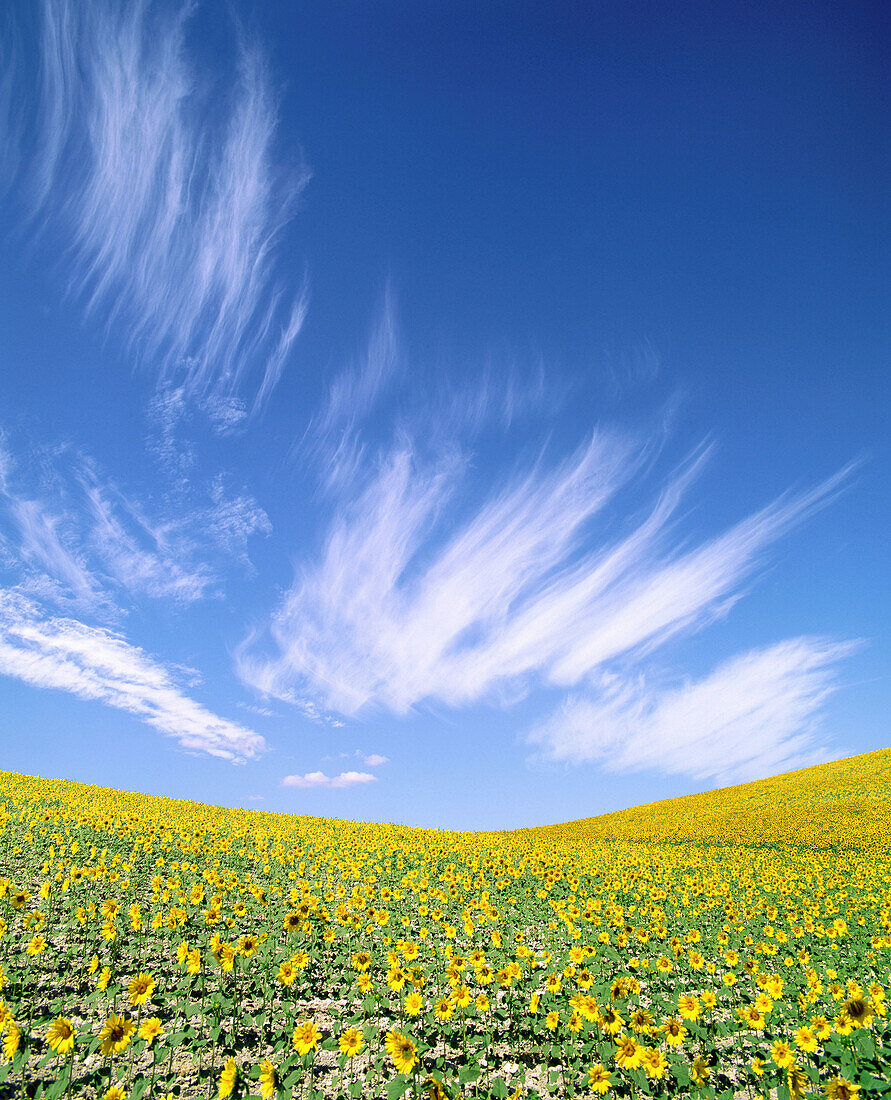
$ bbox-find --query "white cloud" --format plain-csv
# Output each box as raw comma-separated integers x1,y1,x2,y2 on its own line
146,384,196,485
0,432,270,611
298,295,554,501
0,589,265,762
281,770,377,789
204,476,272,567
238,433,638,712
415,359,553,447
299,291,400,495
254,286,310,414
201,395,248,433
80,474,214,605
9,497,101,605
320,290,399,434
528,637,856,784
238,431,850,718
0,432,12,493
320,750,388,766
238,702,275,719
16,0,308,410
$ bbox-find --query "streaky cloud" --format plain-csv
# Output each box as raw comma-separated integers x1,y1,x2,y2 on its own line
545,463,854,686
528,637,857,784
0,588,265,762
79,473,215,605
299,293,556,503
237,435,852,719
298,290,400,496
318,288,399,436
254,281,310,415
12,0,308,411
0,430,271,612
8,496,102,607
238,432,640,712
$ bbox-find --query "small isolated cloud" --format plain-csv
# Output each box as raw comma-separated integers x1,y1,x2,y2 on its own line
528,636,857,785
281,770,377,789
321,750,388,766
0,589,266,763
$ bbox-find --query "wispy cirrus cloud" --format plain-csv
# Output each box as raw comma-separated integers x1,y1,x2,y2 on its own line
238,432,851,719
317,290,399,436
298,291,400,496
8,0,308,411
8,496,103,607
299,293,556,502
0,588,265,762
281,770,376,789
80,474,214,605
0,431,270,613
528,637,856,784
0,428,271,764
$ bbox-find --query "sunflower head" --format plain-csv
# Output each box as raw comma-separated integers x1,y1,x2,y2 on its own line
842,997,872,1027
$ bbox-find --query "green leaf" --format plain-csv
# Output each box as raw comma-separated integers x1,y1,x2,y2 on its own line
491,1078,510,1099
670,1058,691,1087
628,1068,648,1092
386,1077,412,1100
854,1030,876,1059
458,1064,481,1085
44,1076,66,1100
859,1074,891,1093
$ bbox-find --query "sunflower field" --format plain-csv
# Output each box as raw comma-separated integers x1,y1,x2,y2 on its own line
2,750,891,1100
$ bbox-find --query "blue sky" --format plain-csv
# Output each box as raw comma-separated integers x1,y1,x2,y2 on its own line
0,0,887,829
